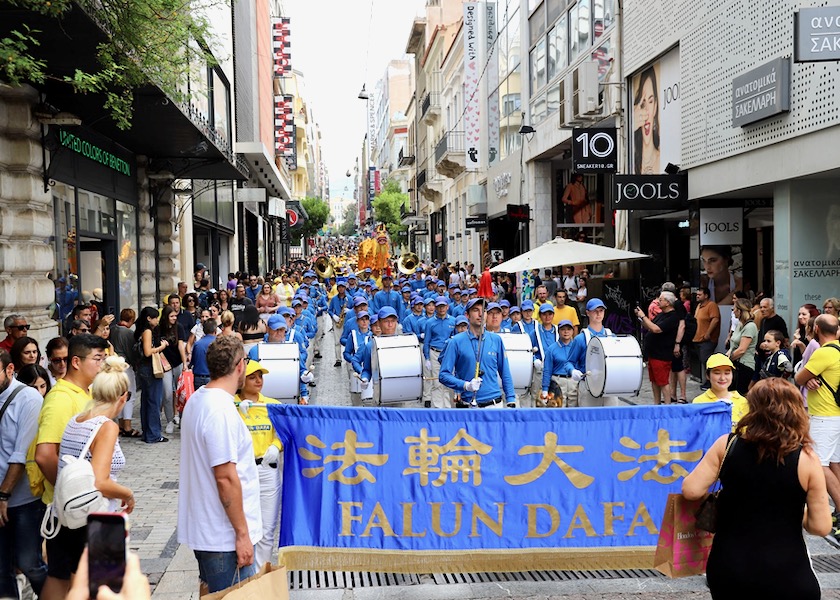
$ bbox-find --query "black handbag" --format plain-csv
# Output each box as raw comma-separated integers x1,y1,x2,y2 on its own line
695,434,738,533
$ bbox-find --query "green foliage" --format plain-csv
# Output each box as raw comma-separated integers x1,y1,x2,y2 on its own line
372,180,408,245
298,196,330,241
337,203,357,237
0,0,219,129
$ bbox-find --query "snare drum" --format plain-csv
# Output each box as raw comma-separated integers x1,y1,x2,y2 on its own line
499,333,534,394
585,335,643,397
254,342,301,402
371,334,424,405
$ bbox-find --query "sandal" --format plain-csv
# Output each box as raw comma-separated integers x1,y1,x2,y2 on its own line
120,428,143,438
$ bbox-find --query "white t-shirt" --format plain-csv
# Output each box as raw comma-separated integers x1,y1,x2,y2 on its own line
177,386,263,551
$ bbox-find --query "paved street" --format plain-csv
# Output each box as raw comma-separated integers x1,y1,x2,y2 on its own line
115,327,840,599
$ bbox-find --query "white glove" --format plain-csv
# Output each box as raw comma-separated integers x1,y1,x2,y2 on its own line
360,378,371,389
262,445,281,468
237,399,252,416
464,377,482,392
424,359,432,371
540,390,549,400
331,314,340,323
571,369,584,382
343,307,350,314
533,359,543,370
300,370,314,383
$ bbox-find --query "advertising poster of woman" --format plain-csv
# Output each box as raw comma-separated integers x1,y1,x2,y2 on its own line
629,48,681,175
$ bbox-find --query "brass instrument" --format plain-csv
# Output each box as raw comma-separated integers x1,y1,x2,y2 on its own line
397,252,420,275
314,255,335,281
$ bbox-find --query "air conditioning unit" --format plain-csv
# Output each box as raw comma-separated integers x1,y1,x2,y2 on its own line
572,60,602,118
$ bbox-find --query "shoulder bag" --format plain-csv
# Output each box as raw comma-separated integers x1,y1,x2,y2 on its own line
695,433,738,533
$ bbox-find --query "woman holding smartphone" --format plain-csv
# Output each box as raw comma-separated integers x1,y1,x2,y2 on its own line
56,356,135,591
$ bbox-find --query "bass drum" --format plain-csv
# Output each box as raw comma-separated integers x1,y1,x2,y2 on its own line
256,342,301,402
585,335,643,398
371,334,424,405
499,333,534,394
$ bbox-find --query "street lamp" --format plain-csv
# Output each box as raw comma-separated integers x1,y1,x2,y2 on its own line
358,85,370,100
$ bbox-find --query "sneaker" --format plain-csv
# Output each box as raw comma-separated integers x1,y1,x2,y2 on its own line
165,421,175,434
173,415,180,426
333,360,341,367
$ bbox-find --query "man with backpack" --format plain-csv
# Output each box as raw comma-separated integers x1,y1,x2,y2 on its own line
796,314,840,538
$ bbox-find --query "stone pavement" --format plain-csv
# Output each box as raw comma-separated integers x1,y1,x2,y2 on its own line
114,326,835,599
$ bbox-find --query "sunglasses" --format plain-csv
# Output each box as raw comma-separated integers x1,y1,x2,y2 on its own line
11,324,30,331
77,328,90,333
50,357,68,365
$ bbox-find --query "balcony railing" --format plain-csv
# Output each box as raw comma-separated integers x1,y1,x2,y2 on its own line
398,147,415,167
417,168,427,189
434,131,465,164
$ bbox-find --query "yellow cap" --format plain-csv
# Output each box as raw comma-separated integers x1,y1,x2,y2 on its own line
245,360,269,377
706,353,734,371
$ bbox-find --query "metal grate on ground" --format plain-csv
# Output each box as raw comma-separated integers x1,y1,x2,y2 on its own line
287,568,663,590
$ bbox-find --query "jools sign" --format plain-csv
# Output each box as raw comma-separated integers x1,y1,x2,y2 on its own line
613,175,688,210
700,207,743,246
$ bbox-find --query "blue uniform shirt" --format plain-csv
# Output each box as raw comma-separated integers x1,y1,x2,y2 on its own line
402,312,425,336
423,315,456,359
328,293,352,319
439,330,515,404
570,326,613,371
530,324,560,360
372,289,402,313
344,328,372,368
541,340,582,391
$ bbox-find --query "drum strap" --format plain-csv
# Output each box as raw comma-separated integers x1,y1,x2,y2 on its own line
535,325,558,360
288,327,297,341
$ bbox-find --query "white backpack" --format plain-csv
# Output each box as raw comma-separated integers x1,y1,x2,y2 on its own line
41,420,110,538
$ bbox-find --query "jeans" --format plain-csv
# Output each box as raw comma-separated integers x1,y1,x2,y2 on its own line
138,364,163,442
193,374,211,388
194,548,257,593
694,340,717,385
0,499,47,598
161,363,183,423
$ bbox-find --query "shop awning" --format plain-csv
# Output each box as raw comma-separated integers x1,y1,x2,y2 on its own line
0,5,249,182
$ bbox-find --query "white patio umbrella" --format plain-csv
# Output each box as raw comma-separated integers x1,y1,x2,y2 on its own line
489,236,649,273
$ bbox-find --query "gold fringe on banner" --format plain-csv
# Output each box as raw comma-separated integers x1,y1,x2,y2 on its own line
279,546,657,573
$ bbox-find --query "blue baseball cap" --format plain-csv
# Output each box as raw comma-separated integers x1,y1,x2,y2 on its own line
267,314,286,330
299,295,309,303
510,305,521,314
382,273,393,280
452,288,462,295
378,307,398,320
448,283,459,289
370,285,379,291
291,299,302,307
357,311,371,320
279,307,295,317
401,286,411,293
353,296,369,307
466,288,477,295
426,279,436,285
539,303,555,314
466,298,484,311
436,280,445,286
486,302,502,312
348,273,357,281
364,268,372,273
336,279,347,287
499,299,511,308
412,297,424,306
299,283,310,289
370,314,379,324
558,319,574,328
415,267,424,272
303,271,315,278
455,316,469,326
521,300,535,310
435,296,449,307
586,298,606,311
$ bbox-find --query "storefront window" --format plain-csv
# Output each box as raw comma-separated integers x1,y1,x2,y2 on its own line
217,181,235,230
52,182,78,324
78,190,116,236
193,179,216,222
555,171,605,243
116,201,139,311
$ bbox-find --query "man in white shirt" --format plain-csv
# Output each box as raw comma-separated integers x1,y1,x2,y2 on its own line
178,335,262,593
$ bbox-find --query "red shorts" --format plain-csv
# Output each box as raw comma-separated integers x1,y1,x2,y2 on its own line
648,359,672,386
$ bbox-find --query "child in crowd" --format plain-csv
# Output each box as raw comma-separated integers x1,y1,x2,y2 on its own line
758,329,793,380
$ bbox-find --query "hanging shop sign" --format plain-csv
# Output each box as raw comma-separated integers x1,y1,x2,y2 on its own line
613,175,688,210
466,216,488,228
795,7,840,62
572,127,617,172
506,204,530,222
731,57,790,127
463,2,481,170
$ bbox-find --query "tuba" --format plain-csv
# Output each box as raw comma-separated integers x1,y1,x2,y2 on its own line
397,252,420,275
314,255,335,281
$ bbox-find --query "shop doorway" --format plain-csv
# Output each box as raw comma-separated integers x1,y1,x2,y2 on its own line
79,238,119,316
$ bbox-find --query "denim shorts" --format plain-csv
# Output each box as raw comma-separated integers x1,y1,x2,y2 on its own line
194,548,257,593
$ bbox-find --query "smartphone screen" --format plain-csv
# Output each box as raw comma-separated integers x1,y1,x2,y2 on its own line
88,513,128,597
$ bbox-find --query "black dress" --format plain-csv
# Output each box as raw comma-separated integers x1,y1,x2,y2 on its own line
707,439,819,599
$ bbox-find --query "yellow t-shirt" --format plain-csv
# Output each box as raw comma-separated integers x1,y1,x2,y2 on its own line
692,389,749,431
36,378,92,504
805,342,840,417
552,304,580,327
234,393,283,457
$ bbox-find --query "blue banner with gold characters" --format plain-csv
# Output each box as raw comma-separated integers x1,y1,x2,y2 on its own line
267,403,730,573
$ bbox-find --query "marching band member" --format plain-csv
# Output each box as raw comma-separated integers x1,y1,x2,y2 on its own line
423,297,456,408
422,297,436,326
410,267,426,292
234,360,284,568
499,300,512,330
372,273,401,313
509,306,524,332
281,307,309,369
449,288,464,317
422,278,438,299
439,315,469,407
329,278,353,367
346,273,362,298
529,303,560,408
357,307,400,393
248,315,311,404
439,299,516,408
484,302,504,333
340,296,370,351
344,311,372,406
539,320,582,407
519,300,537,337
399,286,413,320
570,298,620,407
402,297,426,336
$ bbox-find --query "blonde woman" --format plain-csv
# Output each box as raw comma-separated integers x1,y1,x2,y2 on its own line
56,356,135,584
219,310,239,339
